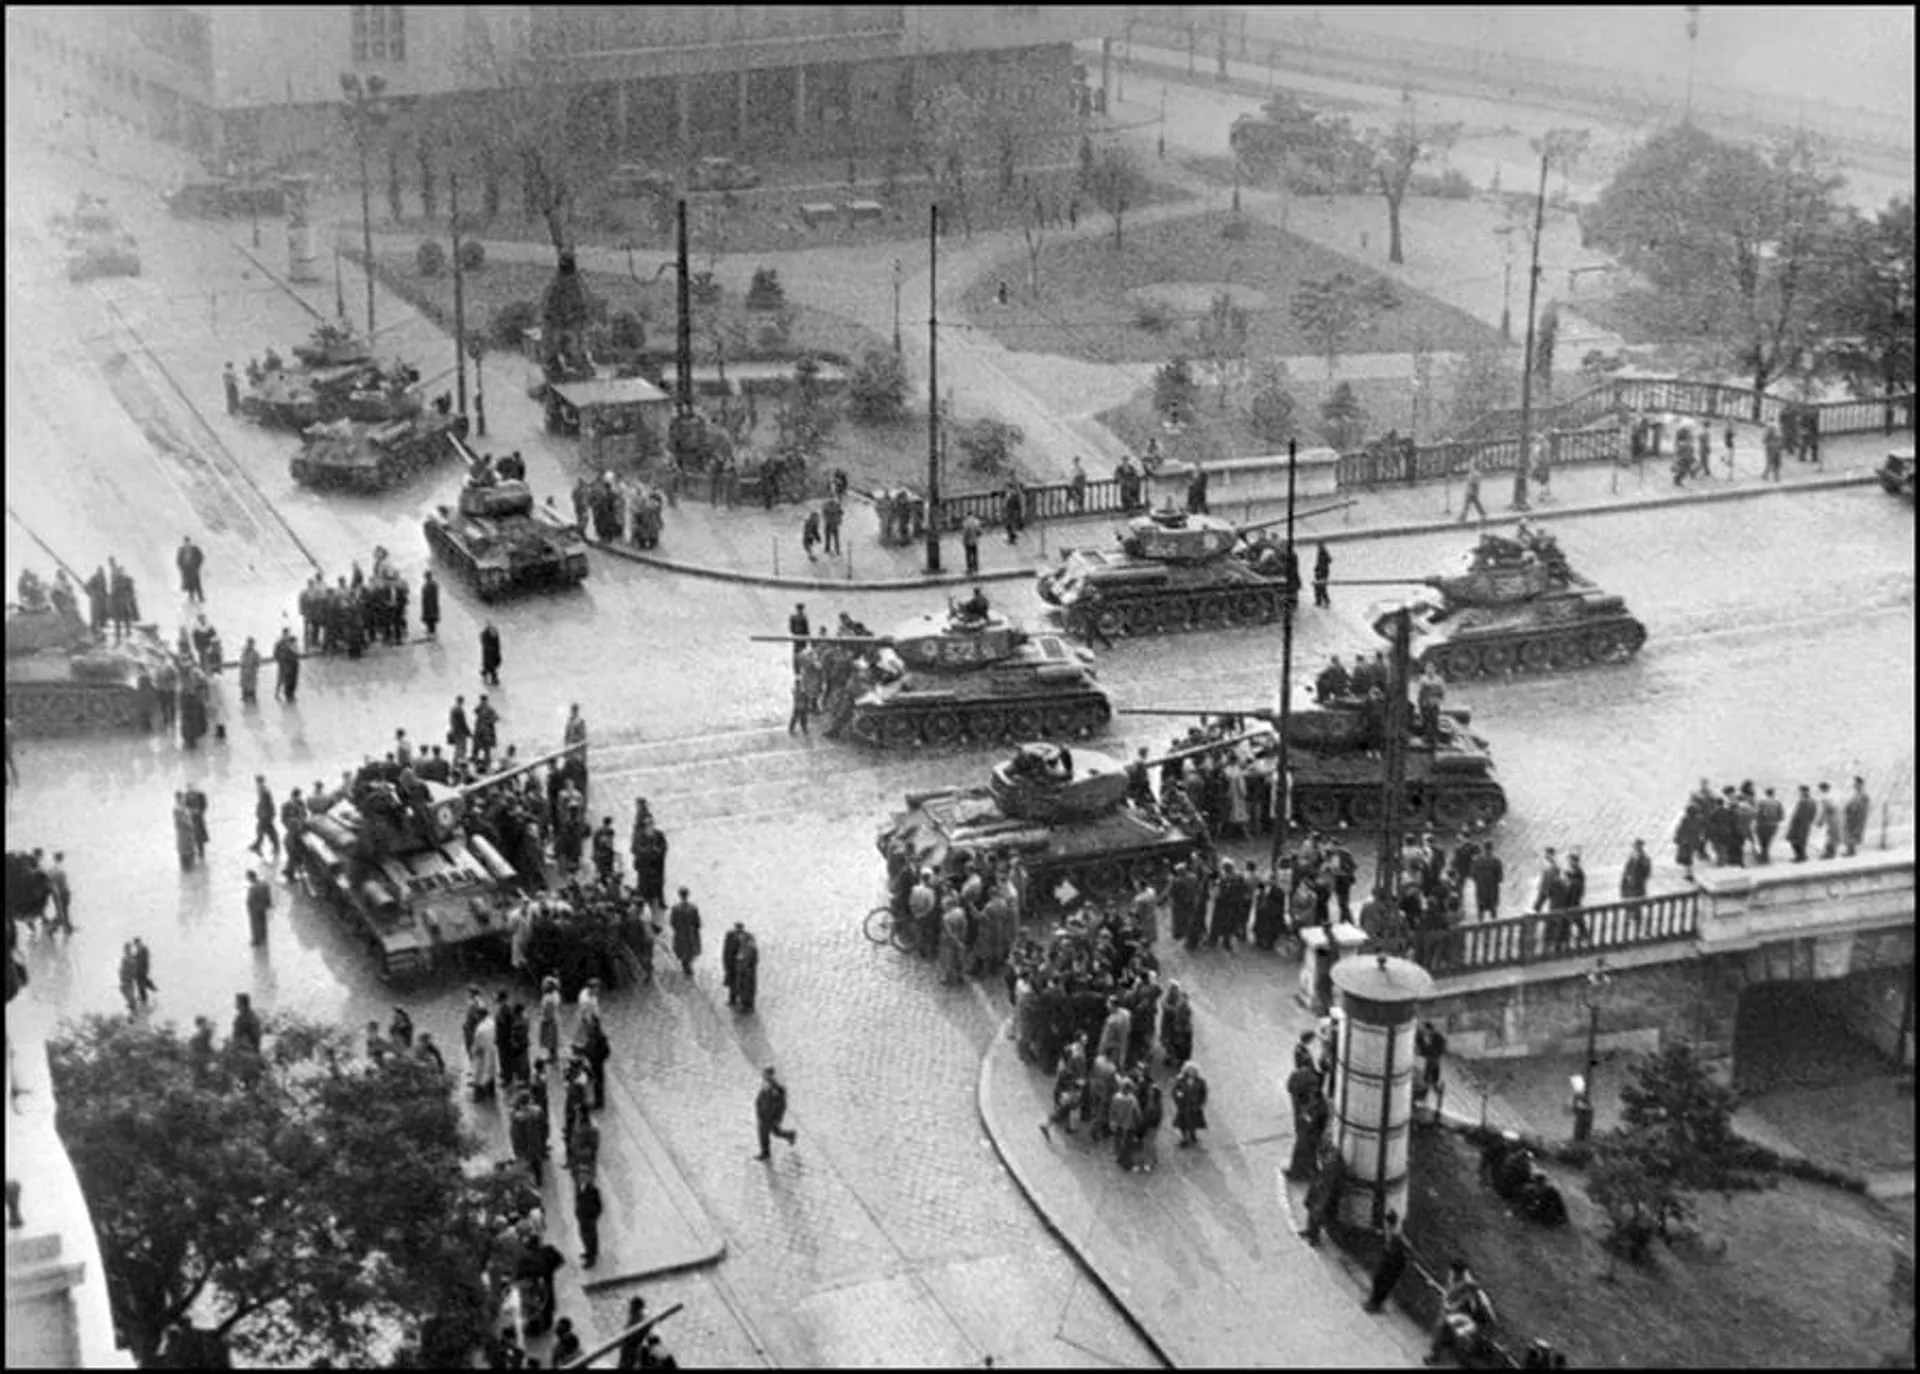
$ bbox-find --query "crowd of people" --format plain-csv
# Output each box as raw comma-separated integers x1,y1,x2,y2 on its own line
1673,774,1872,873
295,547,440,658
570,469,667,550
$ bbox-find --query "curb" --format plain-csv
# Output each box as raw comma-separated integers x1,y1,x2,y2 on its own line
974,1020,1176,1371
592,471,1883,591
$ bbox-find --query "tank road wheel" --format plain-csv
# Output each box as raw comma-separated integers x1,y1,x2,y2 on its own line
1094,607,1126,642
1223,594,1251,626
1156,600,1191,634
1398,787,1431,825
1300,792,1343,830
1448,646,1486,680
1517,638,1552,673
1590,623,1645,665
922,711,962,746
1195,595,1228,629
1549,635,1588,670
1122,603,1155,636
1348,791,1385,827
965,709,1008,744
1433,792,1471,831
1474,642,1512,676
1044,705,1082,737
1008,706,1044,740
1250,592,1281,624
1081,697,1113,734
880,715,922,749
1467,790,1508,828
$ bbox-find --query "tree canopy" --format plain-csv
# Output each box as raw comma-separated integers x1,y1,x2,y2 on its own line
1581,123,1860,398
49,1013,518,1368
1357,96,1460,264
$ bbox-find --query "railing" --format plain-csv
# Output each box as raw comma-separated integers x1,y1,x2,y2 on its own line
931,376,1914,530
1411,890,1701,977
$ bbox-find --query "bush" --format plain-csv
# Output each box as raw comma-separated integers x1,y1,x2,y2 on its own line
1135,298,1175,334
1319,379,1367,450
1246,365,1298,445
608,309,647,352
690,271,721,307
415,239,446,277
489,299,538,350
954,417,1025,475
457,237,486,272
1410,168,1474,200
847,346,909,424
1152,355,1199,427
745,266,786,312
1220,214,1251,241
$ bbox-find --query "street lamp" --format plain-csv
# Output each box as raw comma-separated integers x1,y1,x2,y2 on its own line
891,256,903,354
1158,86,1167,160
339,71,390,340
1494,224,1515,344
1571,958,1612,1142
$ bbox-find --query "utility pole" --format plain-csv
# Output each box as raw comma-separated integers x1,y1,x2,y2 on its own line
449,167,468,418
924,205,942,574
1508,145,1550,511
674,198,694,433
1375,608,1411,899
1684,6,1701,126
1268,440,1300,870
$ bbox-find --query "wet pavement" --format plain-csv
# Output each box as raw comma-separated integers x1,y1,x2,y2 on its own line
6,108,1914,1369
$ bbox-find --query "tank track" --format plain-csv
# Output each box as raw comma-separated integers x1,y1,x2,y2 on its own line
848,690,1114,749
1064,584,1295,641
1025,836,1204,908
1416,616,1647,681
1290,779,1507,833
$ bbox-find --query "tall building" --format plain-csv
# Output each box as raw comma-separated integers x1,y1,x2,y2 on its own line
7,6,1123,165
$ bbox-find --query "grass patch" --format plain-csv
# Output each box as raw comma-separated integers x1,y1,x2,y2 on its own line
1568,286,1679,347
960,209,1498,364
1399,1126,1911,1368
1738,1076,1916,1180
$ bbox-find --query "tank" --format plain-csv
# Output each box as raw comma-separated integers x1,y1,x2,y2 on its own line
877,741,1219,913
242,358,422,431
6,599,179,736
291,410,469,492
1126,694,1509,834
424,436,590,600
751,602,1113,749
291,320,374,369
1366,526,1647,680
66,231,142,283
1036,503,1346,641
295,744,581,982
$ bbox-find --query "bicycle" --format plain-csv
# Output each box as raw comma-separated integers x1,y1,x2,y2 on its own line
862,904,919,954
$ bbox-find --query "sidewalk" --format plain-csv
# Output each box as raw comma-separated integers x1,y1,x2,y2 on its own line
595,431,1893,590
976,948,1430,1367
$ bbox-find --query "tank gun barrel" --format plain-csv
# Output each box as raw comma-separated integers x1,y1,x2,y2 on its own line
452,740,585,798
1327,577,1440,587
1232,498,1357,533
1121,706,1283,723
1148,728,1272,765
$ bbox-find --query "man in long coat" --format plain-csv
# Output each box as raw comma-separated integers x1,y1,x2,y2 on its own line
669,887,702,976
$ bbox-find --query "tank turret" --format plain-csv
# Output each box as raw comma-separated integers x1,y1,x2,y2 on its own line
751,602,1112,748
1037,500,1351,642
1349,526,1646,679
292,319,374,369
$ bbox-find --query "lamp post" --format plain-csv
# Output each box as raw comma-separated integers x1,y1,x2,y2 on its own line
1571,958,1612,1142
1495,225,1515,344
339,72,390,340
891,256,903,355
1158,86,1167,160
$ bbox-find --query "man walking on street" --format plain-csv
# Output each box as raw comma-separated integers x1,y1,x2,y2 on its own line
822,492,842,555
1786,784,1817,862
45,852,75,935
273,629,300,703
754,1066,798,1159
448,695,472,764
245,869,274,947
1816,782,1841,859
420,570,440,638
250,776,279,857
962,514,982,576
1313,543,1332,609
1754,786,1784,863
1458,459,1488,523
1364,1209,1411,1312
575,1176,603,1268
1470,844,1503,921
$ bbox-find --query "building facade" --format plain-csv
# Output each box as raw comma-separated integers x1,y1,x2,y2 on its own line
7,5,1122,167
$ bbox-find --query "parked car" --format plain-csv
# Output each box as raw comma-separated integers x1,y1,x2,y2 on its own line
688,156,760,192
609,164,674,199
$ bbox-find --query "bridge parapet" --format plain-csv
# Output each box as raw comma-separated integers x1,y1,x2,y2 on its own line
1694,847,1916,955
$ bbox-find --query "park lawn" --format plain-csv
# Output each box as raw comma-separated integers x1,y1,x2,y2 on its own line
1567,285,1678,347
1096,371,1420,467
1397,1127,1911,1369
960,209,1498,365
369,249,878,362
1738,1075,1916,1179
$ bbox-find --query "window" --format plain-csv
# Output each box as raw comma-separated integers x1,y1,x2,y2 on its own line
351,5,406,63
